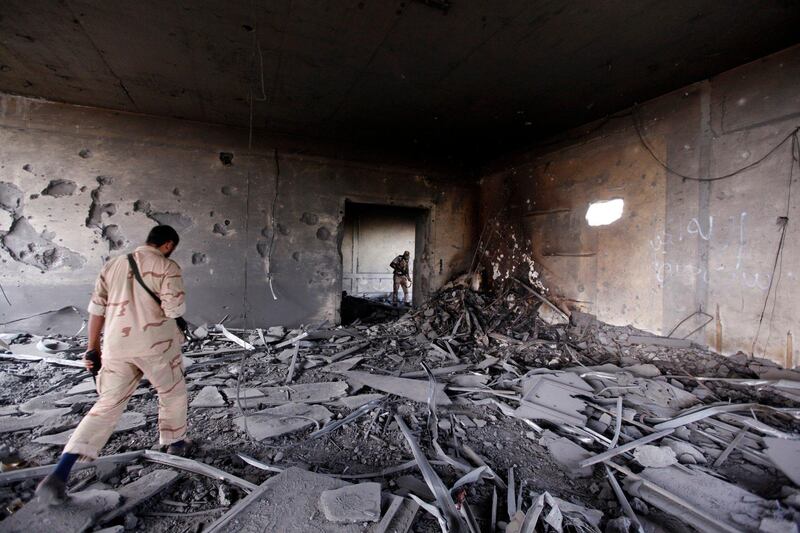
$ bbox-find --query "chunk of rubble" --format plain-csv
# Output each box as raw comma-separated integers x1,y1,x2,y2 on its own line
98,469,180,525
2,489,121,533
205,467,368,532
190,386,226,408
0,407,72,433
538,430,593,478
663,440,706,464
55,393,99,407
622,363,661,378
633,445,678,468
20,391,64,413
627,466,770,531
67,380,97,396
514,372,591,426
259,381,348,404
234,403,332,440
339,371,451,405
319,482,381,523
763,437,800,486
33,412,146,445
333,394,385,409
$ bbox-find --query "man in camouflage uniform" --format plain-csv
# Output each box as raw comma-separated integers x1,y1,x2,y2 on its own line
36,225,189,503
390,250,411,305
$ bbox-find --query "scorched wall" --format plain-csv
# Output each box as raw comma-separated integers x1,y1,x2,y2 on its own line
0,94,477,328
480,44,800,365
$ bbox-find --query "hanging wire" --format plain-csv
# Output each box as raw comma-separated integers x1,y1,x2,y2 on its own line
266,148,280,300
633,105,799,182
751,131,798,356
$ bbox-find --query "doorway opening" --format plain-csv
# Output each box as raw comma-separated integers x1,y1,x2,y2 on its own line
340,201,429,324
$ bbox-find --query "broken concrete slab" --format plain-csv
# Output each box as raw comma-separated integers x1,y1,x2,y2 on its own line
513,372,591,426
323,356,364,373
190,385,226,408
759,517,799,533
763,437,800,486
549,496,604,529
0,407,72,433
20,391,64,413
320,482,381,523
33,412,146,446
258,381,348,404
339,371,451,405
206,467,370,532
67,380,96,396
538,430,593,478
625,335,693,349
234,403,332,440
622,363,662,378
54,393,99,407
1,489,121,533
447,374,490,387
628,465,768,531
375,495,419,533
98,469,180,525
334,394,386,410
663,440,706,464
633,445,678,468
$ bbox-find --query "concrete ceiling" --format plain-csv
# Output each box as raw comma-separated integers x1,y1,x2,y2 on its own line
1,1,799,162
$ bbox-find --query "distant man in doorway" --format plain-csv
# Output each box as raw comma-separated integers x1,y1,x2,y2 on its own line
390,250,411,305
36,225,190,504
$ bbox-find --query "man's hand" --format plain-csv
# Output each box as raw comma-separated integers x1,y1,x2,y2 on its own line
84,349,102,376
84,357,94,371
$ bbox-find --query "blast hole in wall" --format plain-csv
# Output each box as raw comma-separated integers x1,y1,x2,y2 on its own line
585,198,624,226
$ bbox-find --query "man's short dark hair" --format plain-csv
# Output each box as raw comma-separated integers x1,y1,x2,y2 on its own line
146,225,180,247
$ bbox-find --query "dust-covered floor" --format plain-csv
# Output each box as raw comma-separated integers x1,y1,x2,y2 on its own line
1,276,799,532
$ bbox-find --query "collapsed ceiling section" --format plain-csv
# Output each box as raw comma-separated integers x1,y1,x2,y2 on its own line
1,0,799,162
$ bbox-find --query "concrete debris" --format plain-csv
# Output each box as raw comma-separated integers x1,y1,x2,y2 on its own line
189,385,226,408
759,517,800,533
339,371,451,405
98,469,180,525
539,430,594,478
514,371,591,425
375,495,419,533
632,445,678,468
33,412,147,445
663,440,706,464
1,275,799,533
233,402,332,440
320,482,382,523
0,407,72,433
2,489,121,533
334,393,385,409
66,379,97,395
629,465,773,532
206,467,367,532
762,437,800,486
621,363,661,378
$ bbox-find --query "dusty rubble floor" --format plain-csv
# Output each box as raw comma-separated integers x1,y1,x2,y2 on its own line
1,279,799,532
0,353,602,532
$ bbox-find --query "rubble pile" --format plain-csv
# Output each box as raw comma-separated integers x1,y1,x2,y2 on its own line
1,278,799,532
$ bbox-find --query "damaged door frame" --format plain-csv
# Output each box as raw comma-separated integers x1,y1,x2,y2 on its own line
337,196,435,320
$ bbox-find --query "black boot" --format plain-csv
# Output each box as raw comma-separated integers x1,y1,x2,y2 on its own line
35,474,68,505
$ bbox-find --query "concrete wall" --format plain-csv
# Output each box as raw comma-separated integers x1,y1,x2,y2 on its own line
480,44,800,365
0,94,478,328
342,204,416,298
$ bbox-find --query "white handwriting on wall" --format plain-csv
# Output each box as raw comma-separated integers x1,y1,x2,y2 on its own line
649,212,777,292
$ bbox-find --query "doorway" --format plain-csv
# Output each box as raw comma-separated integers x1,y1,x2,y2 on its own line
340,201,429,323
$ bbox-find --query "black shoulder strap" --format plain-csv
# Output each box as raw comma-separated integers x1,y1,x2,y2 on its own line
127,253,161,304
127,253,189,334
